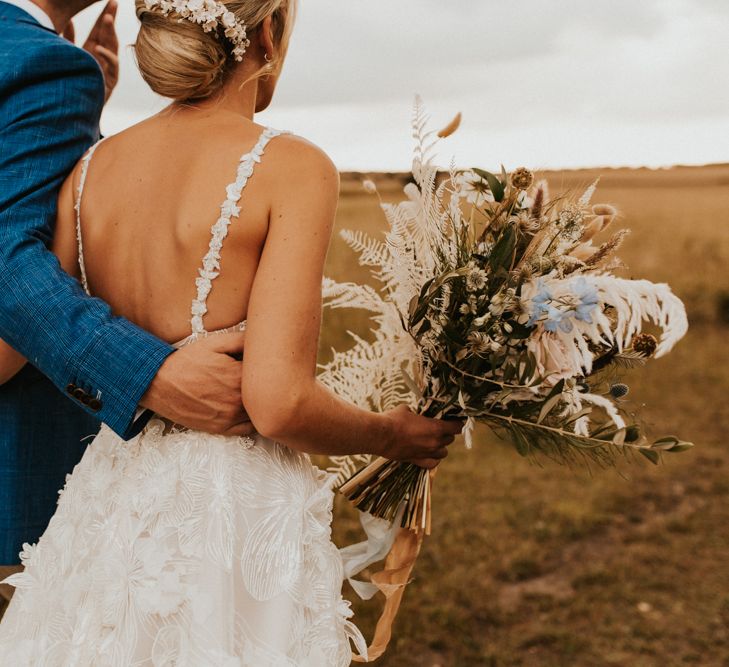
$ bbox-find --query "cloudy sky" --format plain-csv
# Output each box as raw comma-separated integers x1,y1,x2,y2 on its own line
75,0,729,172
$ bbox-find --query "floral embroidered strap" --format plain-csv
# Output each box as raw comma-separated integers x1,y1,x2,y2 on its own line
74,140,105,296
190,126,285,335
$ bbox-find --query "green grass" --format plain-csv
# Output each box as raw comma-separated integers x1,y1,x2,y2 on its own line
326,165,729,666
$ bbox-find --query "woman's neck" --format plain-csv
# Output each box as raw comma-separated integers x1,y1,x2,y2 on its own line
180,75,261,121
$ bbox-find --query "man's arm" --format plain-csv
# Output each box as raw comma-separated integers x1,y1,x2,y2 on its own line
0,36,252,438
0,39,174,438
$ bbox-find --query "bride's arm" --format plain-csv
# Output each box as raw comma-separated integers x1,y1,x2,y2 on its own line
242,137,460,464
0,167,83,386
0,344,26,386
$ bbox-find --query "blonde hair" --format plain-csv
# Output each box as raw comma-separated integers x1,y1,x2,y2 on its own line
134,0,296,103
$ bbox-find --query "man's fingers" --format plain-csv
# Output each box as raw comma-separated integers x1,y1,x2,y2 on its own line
63,20,76,43
200,332,246,355
221,421,256,437
95,45,119,74
87,1,118,49
104,0,119,22
101,11,119,52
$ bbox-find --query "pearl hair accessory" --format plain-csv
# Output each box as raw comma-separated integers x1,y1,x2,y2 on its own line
143,0,250,62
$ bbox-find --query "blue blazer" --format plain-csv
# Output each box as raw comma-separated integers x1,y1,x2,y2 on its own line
0,3,174,563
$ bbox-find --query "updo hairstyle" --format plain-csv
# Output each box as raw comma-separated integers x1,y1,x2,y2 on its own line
134,0,295,103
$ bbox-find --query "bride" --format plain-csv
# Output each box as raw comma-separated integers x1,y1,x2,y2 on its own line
0,0,463,664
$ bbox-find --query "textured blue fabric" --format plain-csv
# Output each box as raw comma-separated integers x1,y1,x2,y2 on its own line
0,3,175,563
0,365,100,563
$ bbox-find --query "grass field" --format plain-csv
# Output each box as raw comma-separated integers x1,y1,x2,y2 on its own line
325,164,729,667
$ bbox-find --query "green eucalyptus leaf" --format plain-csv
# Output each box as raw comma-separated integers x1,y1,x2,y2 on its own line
503,363,516,383
489,226,517,272
537,393,563,425
639,449,661,465
512,429,531,457
624,425,641,442
653,436,680,445
544,378,566,401
419,277,435,298
416,318,432,337
667,442,694,453
563,407,593,424
473,168,505,202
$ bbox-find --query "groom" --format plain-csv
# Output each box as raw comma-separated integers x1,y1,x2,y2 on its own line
0,0,252,581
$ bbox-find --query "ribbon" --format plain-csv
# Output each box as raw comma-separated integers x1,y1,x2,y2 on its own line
340,469,436,663
340,508,403,600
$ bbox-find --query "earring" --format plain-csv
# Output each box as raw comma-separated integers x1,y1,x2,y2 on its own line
264,53,272,63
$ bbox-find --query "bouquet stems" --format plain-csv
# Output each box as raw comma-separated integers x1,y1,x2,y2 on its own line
340,399,460,531
340,458,432,532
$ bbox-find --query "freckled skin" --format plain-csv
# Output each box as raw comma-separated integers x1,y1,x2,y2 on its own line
47,15,460,464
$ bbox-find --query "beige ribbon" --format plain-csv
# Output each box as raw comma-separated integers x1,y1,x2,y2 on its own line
350,468,435,663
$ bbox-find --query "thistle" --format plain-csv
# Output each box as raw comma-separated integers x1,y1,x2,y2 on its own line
511,167,534,191
631,332,658,357
610,383,630,398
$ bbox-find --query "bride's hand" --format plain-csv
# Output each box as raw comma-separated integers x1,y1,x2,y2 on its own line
383,405,464,469
141,332,254,436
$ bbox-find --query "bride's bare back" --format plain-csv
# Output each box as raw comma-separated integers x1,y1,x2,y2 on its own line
48,8,458,465
55,109,305,344
51,102,458,466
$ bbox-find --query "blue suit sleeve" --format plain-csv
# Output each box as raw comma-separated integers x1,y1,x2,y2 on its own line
0,39,174,439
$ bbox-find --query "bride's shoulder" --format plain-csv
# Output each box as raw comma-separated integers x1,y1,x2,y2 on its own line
264,132,339,187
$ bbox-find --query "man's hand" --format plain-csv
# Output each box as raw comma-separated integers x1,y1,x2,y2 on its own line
141,332,254,436
63,1,119,103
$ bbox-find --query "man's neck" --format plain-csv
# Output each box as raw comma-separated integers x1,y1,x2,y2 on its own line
29,0,75,33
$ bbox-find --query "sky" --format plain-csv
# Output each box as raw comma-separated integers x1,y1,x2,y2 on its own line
75,0,729,172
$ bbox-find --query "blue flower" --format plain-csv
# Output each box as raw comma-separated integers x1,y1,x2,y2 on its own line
572,277,600,323
543,305,575,333
527,280,552,326
532,280,552,305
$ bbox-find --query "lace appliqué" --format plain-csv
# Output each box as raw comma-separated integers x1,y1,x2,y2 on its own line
74,140,104,297
0,424,366,665
190,127,285,336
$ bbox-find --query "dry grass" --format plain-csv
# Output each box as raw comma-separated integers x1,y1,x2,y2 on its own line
326,165,729,666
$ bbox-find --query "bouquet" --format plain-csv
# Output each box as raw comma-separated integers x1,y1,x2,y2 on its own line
320,99,692,534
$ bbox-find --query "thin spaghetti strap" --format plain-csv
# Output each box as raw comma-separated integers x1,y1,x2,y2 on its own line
190,126,287,336
74,140,104,296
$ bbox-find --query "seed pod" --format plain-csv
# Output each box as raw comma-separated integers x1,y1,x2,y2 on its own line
437,112,462,138
511,167,534,191
609,383,629,398
632,333,658,357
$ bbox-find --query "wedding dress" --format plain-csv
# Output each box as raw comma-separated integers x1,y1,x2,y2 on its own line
0,127,369,666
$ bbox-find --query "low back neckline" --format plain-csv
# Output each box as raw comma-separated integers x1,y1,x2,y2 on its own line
74,125,286,347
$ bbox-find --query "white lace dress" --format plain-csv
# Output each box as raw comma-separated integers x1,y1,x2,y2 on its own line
0,127,368,666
